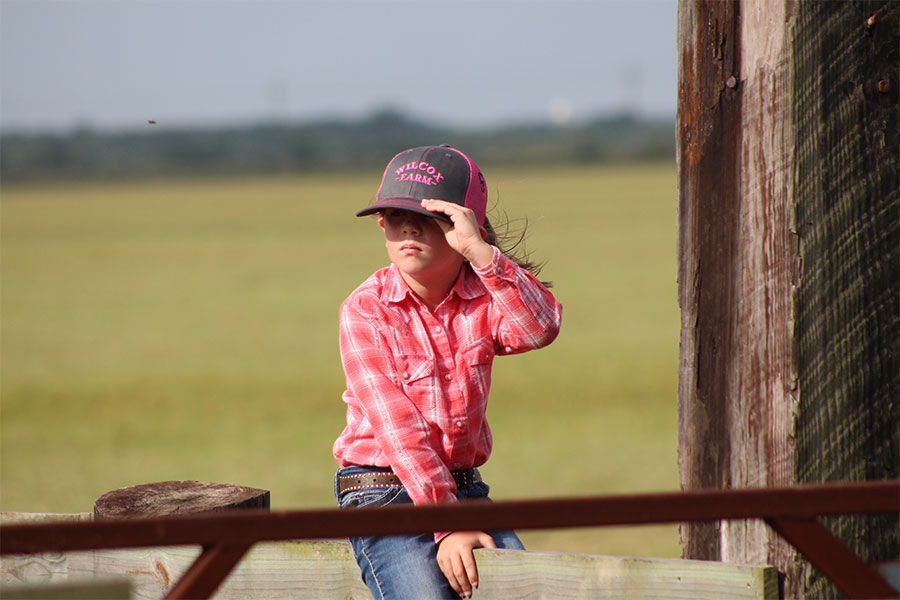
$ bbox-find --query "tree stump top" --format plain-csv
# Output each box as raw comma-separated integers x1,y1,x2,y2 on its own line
94,480,270,519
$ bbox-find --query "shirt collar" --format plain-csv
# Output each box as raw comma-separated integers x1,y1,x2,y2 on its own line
380,263,486,304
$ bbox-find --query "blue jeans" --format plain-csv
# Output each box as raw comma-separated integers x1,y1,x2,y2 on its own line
334,465,524,600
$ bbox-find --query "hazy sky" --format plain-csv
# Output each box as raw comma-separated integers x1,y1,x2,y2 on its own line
1,0,678,133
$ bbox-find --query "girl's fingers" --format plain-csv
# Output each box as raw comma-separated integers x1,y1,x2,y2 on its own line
439,554,465,596
420,199,492,266
452,552,473,598
421,200,478,236
461,549,479,594
434,218,454,234
421,199,475,223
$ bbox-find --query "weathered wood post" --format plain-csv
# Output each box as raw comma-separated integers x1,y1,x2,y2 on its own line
94,481,270,519
677,1,898,598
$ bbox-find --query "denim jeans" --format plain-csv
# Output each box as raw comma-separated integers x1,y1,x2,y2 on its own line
334,465,524,600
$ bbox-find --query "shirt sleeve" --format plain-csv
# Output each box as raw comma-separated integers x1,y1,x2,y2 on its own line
339,295,460,509
471,245,563,355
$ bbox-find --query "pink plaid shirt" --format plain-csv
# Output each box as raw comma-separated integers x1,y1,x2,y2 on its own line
334,246,562,512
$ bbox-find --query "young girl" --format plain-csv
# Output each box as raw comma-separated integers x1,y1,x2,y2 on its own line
333,145,562,599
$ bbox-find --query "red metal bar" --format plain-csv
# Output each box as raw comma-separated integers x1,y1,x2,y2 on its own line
766,517,898,600
163,543,252,600
2,480,896,555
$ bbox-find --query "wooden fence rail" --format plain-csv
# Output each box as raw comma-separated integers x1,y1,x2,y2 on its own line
1,538,782,600
2,480,898,599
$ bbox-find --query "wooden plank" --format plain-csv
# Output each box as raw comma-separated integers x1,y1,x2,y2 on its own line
218,540,371,600
21,541,780,600
0,514,93,589
1,552,69,588
722,0,797,574
67,546,200,600
675,0,744,562
471,549,779,600
65,541,371,600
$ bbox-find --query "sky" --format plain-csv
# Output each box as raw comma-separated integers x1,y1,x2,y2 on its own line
1,0,678,133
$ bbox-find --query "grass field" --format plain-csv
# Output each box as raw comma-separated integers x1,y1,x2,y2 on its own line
0,162,681,557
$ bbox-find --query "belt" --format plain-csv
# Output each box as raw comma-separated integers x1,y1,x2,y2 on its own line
338,468,481,496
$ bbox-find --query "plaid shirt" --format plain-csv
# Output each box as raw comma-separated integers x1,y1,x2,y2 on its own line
334,246,562,520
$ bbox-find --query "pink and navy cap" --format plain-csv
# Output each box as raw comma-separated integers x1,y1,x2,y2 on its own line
356,145,487,226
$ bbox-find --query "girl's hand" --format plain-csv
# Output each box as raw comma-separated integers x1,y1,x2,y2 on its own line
420,199,493,268
436,530,497,598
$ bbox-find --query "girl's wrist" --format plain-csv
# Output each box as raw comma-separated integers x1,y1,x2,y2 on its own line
466,242,495,269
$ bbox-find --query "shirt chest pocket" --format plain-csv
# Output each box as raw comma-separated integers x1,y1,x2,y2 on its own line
395,355,435,403
461,341,495,397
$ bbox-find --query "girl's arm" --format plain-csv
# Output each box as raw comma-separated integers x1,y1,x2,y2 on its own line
473,246,562,355
420,198,562,354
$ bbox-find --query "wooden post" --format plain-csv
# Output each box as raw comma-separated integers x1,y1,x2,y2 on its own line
677,0,898,598
791,2,899,597
93,481,270,519
676,0,744,564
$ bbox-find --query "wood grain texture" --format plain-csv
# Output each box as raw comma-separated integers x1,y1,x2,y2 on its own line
4,540,778,600
720,0,798,578
792,1,900,598
472,549,779,600
677,2,898,597
676,0,743,562
94,481,270,519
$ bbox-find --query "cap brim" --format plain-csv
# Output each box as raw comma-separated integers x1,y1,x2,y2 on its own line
355,198,452,223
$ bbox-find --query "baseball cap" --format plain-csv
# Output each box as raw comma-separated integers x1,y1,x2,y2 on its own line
356,145,487,226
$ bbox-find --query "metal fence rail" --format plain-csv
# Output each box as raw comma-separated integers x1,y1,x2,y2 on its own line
2,480,898,599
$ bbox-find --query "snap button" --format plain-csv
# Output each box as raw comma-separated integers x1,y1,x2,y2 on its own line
455,420,464,428
444,374,452,381
402,372,410,380
495,266,503,276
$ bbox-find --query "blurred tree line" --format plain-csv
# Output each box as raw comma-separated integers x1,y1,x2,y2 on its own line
0,109,674,182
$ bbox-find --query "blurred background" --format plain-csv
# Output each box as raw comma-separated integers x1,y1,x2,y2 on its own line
1,0,681,557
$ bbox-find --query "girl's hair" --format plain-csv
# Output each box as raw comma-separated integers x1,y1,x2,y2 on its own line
483,210,552,288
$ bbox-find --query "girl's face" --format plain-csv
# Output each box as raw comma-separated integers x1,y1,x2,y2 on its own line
379,208,464,287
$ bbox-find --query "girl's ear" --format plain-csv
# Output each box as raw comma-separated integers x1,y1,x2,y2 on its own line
377,215,386,231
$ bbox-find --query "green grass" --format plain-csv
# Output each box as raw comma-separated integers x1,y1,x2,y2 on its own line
0,163,681,557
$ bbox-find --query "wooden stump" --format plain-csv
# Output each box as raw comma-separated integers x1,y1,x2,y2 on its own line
93,481,270,519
